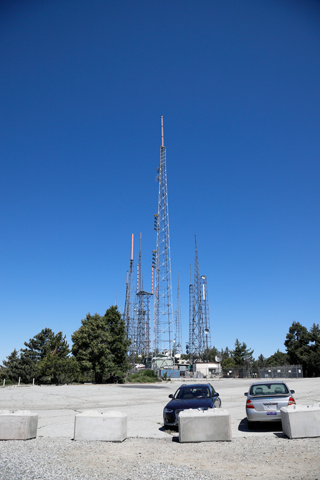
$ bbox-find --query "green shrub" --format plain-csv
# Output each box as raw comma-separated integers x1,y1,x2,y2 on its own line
126,369,161,383
142,369,157,378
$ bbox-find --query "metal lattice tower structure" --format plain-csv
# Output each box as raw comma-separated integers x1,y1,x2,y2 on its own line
123,234,136,356
174,272,182,355
189,235,211,359
188,266,194,357
153,116,173,355
135,234,152,357
136,291,151,356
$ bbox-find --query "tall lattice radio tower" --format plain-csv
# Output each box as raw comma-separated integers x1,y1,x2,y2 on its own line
153,116,173,355
135,234,152,357
189,235,211,359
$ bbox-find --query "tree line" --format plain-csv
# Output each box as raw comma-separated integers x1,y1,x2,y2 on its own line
1,314,319,384
0,306,130,385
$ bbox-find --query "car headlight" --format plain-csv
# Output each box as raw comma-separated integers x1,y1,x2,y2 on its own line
164,408,174,413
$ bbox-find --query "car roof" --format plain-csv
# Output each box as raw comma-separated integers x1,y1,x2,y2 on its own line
249,380,287,386
178,383,211,389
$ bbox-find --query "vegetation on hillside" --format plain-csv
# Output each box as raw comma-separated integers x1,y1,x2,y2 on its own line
1,315,319,383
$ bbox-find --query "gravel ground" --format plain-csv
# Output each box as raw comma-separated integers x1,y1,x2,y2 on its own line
0,435,320,480
1,379,320,479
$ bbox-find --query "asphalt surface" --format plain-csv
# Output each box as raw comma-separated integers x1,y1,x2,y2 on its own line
1,377,319,440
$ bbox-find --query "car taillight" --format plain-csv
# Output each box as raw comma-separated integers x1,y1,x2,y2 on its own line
288,397,296,406
246,399,255,409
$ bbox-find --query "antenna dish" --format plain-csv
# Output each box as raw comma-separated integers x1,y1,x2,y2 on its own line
215,354,222,363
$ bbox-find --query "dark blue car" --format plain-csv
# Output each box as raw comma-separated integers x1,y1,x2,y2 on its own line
163,383,221,428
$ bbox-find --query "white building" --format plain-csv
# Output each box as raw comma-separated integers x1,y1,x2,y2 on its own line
193,362,221,377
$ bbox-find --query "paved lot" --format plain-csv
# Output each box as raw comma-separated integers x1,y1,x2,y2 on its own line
1,377,319,439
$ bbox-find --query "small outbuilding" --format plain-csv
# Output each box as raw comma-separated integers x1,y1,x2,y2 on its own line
193,362,222,378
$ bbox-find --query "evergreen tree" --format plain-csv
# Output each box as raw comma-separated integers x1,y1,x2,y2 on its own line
266,349,289,367
37,354,79,384
104,305,130,382
1,349,37,384
20,329,74,384
231,339,254,367
284,321,310,375
72,313,114,383
35,331,76,384
257,354,267,368
21,328,63,362
308,323,320,377
2,349,21,382
202,346,219,363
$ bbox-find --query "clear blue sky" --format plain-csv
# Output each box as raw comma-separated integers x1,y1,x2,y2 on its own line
1,0,319,362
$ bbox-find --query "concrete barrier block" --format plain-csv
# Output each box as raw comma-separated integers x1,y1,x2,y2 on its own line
74,410,127,442
179,408,232,442
281,403,320,439
0,410,38,440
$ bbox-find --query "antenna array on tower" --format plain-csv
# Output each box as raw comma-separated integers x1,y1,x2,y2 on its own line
189,235,211,359
123,234,152,361
152,116,173,355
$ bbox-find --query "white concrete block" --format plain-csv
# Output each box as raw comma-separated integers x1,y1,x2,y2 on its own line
179,408,232,442
74,410,127,442
281,403,320,439
0,410,38,440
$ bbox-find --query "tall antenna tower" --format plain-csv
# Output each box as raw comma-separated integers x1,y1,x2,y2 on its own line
188,265,194,357
174,273,182,355
189,235,211,359
153,116,173,355
123,234,136,356
135,234,152,357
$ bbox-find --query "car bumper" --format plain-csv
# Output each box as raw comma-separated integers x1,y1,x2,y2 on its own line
164,407,213,426
246,408,281,422
163,413,178,426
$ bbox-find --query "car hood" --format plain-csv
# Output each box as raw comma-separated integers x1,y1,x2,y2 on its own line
165,398,213,410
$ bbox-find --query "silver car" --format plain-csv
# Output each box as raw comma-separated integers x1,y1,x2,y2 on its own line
244,380,295,428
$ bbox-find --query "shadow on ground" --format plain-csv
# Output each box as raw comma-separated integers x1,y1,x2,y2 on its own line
159,425,179,440
120,385,168,389
238,417,283,433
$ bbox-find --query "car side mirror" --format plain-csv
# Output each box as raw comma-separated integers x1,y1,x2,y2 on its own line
244,392,248,396
168,394,173,398
213,392,219,396
290,390,295,394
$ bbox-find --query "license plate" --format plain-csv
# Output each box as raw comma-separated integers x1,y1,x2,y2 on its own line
264,404,277,411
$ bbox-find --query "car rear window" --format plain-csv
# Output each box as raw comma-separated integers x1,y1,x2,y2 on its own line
250,383,289,396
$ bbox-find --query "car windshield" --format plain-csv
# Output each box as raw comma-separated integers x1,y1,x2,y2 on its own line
250,383,289,396
174,386,210,399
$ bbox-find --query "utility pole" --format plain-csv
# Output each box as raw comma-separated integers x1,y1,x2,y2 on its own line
174,272,182,355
